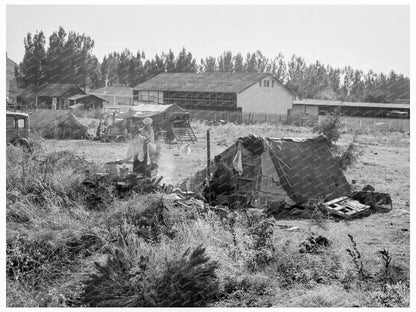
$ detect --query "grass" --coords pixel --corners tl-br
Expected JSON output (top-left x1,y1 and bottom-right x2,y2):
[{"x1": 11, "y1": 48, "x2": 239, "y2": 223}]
[{"x1": 6, "y1": 122, "x2": 410, "y2": 307}]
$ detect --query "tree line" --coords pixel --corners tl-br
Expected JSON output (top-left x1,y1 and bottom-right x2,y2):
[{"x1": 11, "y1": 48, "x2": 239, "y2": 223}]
[{"x1": 16, "y1": 26, "x2": 410, "y2": 103}]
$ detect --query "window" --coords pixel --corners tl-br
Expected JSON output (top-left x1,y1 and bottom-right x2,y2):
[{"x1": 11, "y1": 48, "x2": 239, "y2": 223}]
[
  {"x1": 259, "y1": 81, "x2": 262, "y2": 87},
  {"x1": 7, "y1": 117, "x2": 15, "y2": 129},
  {"x1": 272, "y1": 80, "x2": 275, "y2": 87},
  {"x1": 17, "y1": 118, "x2": 25, "y2": 129},
  {"x1": 267, "y1": 80, "x2": 270, "y2": 87}
]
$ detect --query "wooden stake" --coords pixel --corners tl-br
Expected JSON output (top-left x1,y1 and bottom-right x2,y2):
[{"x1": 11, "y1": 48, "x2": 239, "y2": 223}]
[{"x1": 207, "y1": 129, "x2": 211, "y2": 179}]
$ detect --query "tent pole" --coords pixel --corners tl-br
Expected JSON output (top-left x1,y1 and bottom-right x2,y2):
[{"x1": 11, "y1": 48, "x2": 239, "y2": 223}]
[{"x1": 207, "y1": 129, "x2": 211, "y2": 179}]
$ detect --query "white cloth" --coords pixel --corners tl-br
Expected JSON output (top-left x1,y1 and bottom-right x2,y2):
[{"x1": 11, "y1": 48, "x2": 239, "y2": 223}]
[
  {"x1": 125, "y1": 136, "x2": 145, "y2": 161},
  {"x1": 232, "y1": 142, "x2": 243, "y2": 175}
]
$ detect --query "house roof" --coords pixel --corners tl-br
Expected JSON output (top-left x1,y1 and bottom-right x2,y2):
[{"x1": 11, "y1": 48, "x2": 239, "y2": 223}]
[
  {"x1": 67, "y1": 94, "x2": 106, "y2": 101},
  {"x1": 91, "y1": 86, "x2": 133, "y2": 97},
  {"x1": 35, "y1": 84, "x2": 83, "y2": 97},
  {"x1": 17, "y1": 85, "x2": 40, "y2": 101},
  {"x1": 6, "y1": 56, "x2": 18, "y2": 68},
  {"x1": 133, "y1": 72, "x2": 285, "y2": 93},
  {"x1": 293, "y1": 99, "x2": 410, "y2": 110}
]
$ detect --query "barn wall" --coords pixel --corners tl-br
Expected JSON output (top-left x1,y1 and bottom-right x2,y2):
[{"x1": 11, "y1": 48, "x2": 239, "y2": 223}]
[{"x1": 237, "y1": 76, "x2": 294, "y2": 114}]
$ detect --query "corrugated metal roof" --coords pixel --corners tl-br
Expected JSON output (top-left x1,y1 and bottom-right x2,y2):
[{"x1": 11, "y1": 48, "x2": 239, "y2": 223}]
[
  {"x1": 133, "y1": 72, "x2": 273, "y2": 93},
  {"x1": 293, "y1": 99, "x2": 410, "y2": 110},
  {"x1": 130, "y1": 104, "x2": 175, "y2": 112}
]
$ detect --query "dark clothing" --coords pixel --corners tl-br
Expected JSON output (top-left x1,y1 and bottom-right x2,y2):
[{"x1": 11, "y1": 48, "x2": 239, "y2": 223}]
[
  {"x1": 212, "y1": 165, "x2": 234, "y2": 189},
  {"x1": 203, "y1": 164, "x2": 234, "y2": 204},
  {"x1": 133, "y1": 142, "x2": 149, "y2": 176}
]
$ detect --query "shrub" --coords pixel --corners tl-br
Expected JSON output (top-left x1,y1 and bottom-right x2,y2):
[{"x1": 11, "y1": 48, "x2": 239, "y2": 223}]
[
  {"x1": 335, "y1": 135, "x2": 362, "y2": 170},
  {"x1": 156, "y1": 245, "x2": 220, "y2": 307},
  {"x1": 79, "y1": 242, "x2": 219, "y2": 307},
  {"x1": 312, "y1": 107, "x2": 342, "y2": 145}
]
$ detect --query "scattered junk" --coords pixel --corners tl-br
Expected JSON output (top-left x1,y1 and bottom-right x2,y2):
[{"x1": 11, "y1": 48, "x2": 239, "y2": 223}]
[
  {"x1": 322, "y1": 186, "x2": 393, "y2": 219},
  {"x1": 117, "y1": 104, "x2": 196, "y2": 143},
  {"x1": 100, "y1": 161, "x2": 163, "y2": 197},
  {"x1": 299, "y1": 234, "x2": 330, "y2": 254},
  {"x1": 322, "y1": 197, "x2": 371, "y2": 219},
  {"x1": 349, "y1": 189, "x2": 393, "y2": 213}
]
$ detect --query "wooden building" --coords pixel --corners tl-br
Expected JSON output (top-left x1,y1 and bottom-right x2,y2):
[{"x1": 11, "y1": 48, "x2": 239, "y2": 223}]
[
  {"x1": 17, "y1": 83, "x2": 85, "y2": 110},
  {"x1": 67, "y1": 94, "x2": 106, "y2": 110},
  {"x1": 6, "y1": 54, "x2": 19, "y2": 101},
  {"x1": 90, "y1": 86, "x2": 133, "y2": 106},
  {"x1": 292, "y1": 99, "x2": 410, "y2": 118},
  {"x1": 133, "y1": 72, "x2": 295, "y2": 114}
]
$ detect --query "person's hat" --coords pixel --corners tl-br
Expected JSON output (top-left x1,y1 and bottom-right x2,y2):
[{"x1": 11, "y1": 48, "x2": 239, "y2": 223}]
[
  {"x1": 143, "y1": 117, "x2": 153, "y2": 125},
  {"x1": 214, "y1": 155, "x2": 223, "y2": 163}
]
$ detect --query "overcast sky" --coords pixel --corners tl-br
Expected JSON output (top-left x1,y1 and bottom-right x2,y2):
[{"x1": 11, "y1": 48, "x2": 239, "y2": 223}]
[{"x1": 6, "y1": 4, "x2": 410, "y2": 76}]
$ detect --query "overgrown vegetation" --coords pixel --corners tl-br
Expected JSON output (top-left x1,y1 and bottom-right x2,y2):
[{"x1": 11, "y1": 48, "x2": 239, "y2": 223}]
[
  {"x1": 313, "y1": 109, "x2": 362, "y2": 169},
  {"x1": 6, "y1": 126, "x2": 409, "y2": 307}
]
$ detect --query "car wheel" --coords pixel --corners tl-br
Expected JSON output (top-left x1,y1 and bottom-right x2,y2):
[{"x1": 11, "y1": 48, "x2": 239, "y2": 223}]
[{"x1": 14, "y1": 140, "x2": 33, "y2": 153}]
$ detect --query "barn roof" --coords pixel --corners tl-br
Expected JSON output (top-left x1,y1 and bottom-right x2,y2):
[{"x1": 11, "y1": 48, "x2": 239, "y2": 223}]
[
  {"x1": 35, "y1": 83, "x2": 83, "y2": 97},
  {"x1": 133, "y1": 72, "x2": 284, "y2": 93},
  {"x1": 293, "y1": 99, "x2": 410, "y2": 110}
]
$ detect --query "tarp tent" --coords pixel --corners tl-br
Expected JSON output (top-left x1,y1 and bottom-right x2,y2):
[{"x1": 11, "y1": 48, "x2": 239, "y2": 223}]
[
  {"x1": 29, "y1": 109, "x2": 88, "y2": 139},
  {"x1": 190, "y1": 135, "x2": 351, "y2": 206},
  {"x1": 118, "y1": 104, "x2": 190, "y2": 138}
]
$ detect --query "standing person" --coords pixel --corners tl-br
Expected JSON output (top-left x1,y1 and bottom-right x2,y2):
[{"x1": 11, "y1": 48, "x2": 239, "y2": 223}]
[
  {"x1": 124, "y1": 117, "x2": 157, "y2": 176},
  {"x1": 203, "y1": 155, "x2": 235, "y2": 204}
]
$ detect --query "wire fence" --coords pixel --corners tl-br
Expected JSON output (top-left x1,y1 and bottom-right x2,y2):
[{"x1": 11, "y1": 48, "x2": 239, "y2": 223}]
[{"x1": 188, "y1": 109, "x2": 410, "y2": 131}]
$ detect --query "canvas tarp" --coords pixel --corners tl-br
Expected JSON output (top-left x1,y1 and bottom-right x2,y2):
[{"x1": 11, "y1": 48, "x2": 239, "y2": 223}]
[
  {"x1": 190, "y1": 135, "x2": 351, "y2": 205},
  {"x1": 29, "y1": 109, "x2": 88, "y2": 139}
]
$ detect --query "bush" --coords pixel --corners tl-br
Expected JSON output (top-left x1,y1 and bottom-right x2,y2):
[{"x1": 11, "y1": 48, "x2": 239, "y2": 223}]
[
  {"x1": 79, "y1": 241, "x2": 219, "y2": 307},
  {"x1": 312, "y1": 108, "x2": 342, "y2": 145},
  {"x1": 156, "y1": 245, "x2": 220, "y2": 307}
]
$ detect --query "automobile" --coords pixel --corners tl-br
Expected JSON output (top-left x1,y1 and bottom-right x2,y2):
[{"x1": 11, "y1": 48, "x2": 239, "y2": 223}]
[
  {"x1": 386, "y1": 110, "x2": 409, "y2": 118},
  {"x1": 6, "y1": 111, "x2": 33, "y2": 152}
]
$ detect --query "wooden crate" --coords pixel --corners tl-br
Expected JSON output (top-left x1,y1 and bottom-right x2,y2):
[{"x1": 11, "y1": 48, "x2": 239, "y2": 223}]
[{"x1": 322, "y1": 196, "x2": 371, "y2": 219}]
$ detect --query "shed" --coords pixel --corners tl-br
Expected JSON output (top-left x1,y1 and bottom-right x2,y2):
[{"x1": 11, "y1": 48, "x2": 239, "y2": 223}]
[
  {"x1": 118, "y1": 104, "x2": 190, "y2": 139},
  {"x1": 67, "y1": 94, "x2": 106, "y2": 110}
]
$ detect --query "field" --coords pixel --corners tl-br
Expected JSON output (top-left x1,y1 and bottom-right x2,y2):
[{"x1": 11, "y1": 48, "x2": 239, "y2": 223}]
[{"x1": 6, "y1": 121, "x2": 410, "y2": 307}]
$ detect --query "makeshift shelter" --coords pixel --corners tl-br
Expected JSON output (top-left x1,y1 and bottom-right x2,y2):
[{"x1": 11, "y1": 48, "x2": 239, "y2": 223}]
[
  {"x1": 190, "y1": 135, "x2": 351, "y2": 206},
  {"x1": 29, "y1": 109, "x2": 88, "y2": 139},
  {"x1": 118, "y1": 104, "x2": 193, "y2": 141}
]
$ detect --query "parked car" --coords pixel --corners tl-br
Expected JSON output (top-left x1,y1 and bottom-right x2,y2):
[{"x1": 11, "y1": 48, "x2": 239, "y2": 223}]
[
  {"x1": 6, "y1": 111, "x2": 33, "y2": 152},
  {"x1": 386, "y1": 110, "x2": 409, "y2": 118}
]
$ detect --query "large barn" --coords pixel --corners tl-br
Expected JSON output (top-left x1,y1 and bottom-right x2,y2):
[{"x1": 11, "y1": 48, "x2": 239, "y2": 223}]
[{"x1": 133, "y1": 72, "x2": 295, "y2": 114}]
